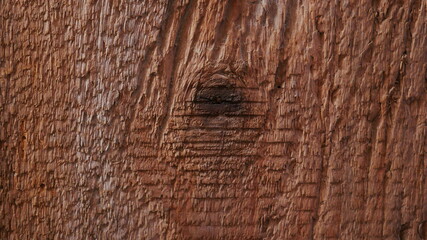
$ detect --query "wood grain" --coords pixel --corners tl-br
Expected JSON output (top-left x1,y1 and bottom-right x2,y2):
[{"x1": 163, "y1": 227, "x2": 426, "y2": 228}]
[{"x1": 1, "y1": 0, "x2": 426, "y2": 239}]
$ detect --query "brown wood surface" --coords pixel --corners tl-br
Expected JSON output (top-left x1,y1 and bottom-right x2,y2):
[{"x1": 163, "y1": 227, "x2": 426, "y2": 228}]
[{"x1": 1, "y1": 0, "x2": 426, "y2": 239}]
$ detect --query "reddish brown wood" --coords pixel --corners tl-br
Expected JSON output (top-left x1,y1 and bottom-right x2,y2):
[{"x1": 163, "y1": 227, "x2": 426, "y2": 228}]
[{"x1": 1, "y1": 0, "x2": 426, "y2": 239}]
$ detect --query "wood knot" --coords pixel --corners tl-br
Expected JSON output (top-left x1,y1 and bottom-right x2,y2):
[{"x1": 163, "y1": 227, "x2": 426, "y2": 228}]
[{"x1": 194, "y1": 78, "x2": 244, "y2": 115}]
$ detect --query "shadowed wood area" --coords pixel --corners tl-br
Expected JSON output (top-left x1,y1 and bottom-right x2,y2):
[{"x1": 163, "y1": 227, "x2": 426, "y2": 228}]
[{"x1": 0, "y1": 0, "x2": 426, "y2": 239}]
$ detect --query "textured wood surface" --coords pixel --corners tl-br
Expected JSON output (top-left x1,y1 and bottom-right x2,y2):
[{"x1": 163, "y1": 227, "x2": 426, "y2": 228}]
[{"x1": 1, "y1": 0, "x2": 426, "y2": 239}]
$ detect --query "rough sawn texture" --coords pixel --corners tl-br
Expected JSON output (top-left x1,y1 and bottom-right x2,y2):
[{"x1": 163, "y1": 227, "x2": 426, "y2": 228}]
[{"x1": 0, "y1": 0, "x2": 426, "y2": 239}]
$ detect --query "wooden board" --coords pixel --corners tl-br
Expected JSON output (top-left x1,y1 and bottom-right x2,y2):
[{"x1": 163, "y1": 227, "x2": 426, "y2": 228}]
[{"x1": 0, "y1": 0, "x2": 426, "y2": 239}]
